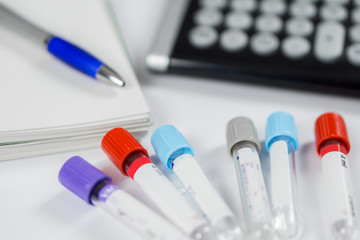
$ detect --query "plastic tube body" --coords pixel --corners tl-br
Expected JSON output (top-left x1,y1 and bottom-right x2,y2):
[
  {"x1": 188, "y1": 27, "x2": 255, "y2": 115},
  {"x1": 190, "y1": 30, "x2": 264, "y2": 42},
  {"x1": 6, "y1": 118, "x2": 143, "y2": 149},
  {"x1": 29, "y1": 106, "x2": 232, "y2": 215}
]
[
  {"x1": 123, "y1": 152, "x2": 215, "y2": 240},
  {"x1": 233, "y1": 145, "x2": 276, "y2": 240},
  {"x1": 91, "y1": 181, "x2": 188, "y2": 240},
  {"x1": 173, "y1": 153, "x2": 241, "y2": 240},
  {"x1": 320, "y1": 141, "x2": 359, "y2": 240},
  {"x1": 269, "y1": 140, "x2": 299, "y2": 238}
]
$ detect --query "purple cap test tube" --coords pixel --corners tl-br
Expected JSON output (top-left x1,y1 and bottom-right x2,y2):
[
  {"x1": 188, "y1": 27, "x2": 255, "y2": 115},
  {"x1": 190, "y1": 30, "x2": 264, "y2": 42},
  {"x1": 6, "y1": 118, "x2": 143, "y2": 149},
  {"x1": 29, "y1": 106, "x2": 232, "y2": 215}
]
[{"x1": 59, "y1": 156, "x2": 188, "y2": 240}]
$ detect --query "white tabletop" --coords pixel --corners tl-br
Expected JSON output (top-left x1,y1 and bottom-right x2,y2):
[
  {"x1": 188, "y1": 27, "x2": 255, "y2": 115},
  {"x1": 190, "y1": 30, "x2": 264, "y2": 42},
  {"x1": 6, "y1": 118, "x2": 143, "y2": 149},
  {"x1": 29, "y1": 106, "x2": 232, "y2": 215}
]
[{"x1": 1, "y1": 0, "x2": 360, "y2": 240}]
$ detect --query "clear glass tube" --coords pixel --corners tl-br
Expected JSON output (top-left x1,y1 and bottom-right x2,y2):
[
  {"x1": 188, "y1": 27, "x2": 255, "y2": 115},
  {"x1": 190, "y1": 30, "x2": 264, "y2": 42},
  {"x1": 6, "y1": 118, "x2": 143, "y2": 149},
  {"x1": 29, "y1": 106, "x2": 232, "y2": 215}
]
[
  {"x1": 172, "y1": 153, "x2": 242, "y2": 240},
  {"x1": 320, "y1": 141, "x2": 360, "y2": 240},
  {"x1": 269, "y1": 140, "x2": 299, "y2": 238},
  {"x1": 123, "y1": 153, "x2": 216, "y2": 240},
  {"x1": 232, "y1": 145, "x2": 276, "y2": 240},
  {"x1": 90, "y1": 181, "x2": 189, "y2": 240}
]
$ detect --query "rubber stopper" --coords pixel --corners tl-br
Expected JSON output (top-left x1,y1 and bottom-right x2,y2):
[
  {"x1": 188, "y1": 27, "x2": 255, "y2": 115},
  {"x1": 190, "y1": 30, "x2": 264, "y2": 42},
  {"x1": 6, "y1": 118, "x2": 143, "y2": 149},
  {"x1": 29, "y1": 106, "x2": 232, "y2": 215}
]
[
  {"x1": 315, "y1": 112, "x2": 350, "y2": 155},
  {"x1": 101, "y1": 128, "x2": 149, "y2": 176},
  {"x1": 151, "y1": 125, "x2": 194, "y2": 170}
]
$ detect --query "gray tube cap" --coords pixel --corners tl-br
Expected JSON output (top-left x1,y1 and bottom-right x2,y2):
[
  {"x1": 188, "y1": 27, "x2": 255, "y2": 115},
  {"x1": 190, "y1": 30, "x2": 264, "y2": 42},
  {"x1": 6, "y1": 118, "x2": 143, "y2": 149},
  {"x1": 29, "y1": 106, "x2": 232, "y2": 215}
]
[{"x1": 226, "y1": 116, "x2": 261, "y2": 156}]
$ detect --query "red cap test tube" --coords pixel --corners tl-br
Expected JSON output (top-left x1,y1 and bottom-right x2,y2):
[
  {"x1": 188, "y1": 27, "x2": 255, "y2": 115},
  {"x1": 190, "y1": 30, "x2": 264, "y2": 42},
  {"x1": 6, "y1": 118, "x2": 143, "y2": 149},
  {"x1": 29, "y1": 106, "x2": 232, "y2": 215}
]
[
  {"x1": 315, "y1": 112, "x2": 359, "y2": 240},
  {"x1": 101, "y1": 128, "x2": 216, "y2": 240}
]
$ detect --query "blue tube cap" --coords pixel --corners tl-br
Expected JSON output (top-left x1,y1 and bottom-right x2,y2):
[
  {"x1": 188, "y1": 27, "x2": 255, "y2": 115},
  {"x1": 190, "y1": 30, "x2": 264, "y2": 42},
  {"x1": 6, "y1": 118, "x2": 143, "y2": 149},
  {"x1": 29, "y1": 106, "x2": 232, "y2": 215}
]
[
  {"x1": 265, "y1": 111, "x2": 299, "y2": 152},
  {"x1": 58, "y1": 156, "x2": 111, "y2": 205},
  {"x1": 151, "y1": 125, "x2": 194, "y2": 170}
]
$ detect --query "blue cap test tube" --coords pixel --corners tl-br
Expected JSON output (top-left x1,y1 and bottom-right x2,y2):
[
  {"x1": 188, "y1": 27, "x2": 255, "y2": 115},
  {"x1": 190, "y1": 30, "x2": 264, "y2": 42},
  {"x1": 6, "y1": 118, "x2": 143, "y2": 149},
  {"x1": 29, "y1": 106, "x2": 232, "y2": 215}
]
[
  {"x1": 151, "y1": 125, "x2": 242, "y2": 240},
  {"x1": 226, "y1": 117, "x2": 276, "y2": 240},
  {"x1": 58, "y1": 156, "x2": 189, "y2": 240},
  {"x1": 265, "y1": 112, "x2": 299, "y2": 238}
]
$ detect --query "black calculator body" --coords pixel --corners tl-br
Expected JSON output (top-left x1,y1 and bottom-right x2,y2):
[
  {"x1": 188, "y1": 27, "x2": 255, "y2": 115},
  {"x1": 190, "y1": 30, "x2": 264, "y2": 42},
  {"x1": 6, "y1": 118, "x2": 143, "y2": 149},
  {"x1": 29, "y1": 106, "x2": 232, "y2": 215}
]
[{"x1": 146, "y1": 0, "x2": 360, "y2": 96}]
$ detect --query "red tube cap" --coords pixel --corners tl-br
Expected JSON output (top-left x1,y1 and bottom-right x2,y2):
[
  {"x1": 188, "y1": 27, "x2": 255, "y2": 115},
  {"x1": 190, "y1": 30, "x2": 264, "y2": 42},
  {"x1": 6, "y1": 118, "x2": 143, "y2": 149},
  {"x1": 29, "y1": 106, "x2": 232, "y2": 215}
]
[
  {"x1": 315, "y1": 112, "x2": 350, "y2": 155},
  {"x1": 101, "y1": 128, "x2": 149, "y2": 176}
]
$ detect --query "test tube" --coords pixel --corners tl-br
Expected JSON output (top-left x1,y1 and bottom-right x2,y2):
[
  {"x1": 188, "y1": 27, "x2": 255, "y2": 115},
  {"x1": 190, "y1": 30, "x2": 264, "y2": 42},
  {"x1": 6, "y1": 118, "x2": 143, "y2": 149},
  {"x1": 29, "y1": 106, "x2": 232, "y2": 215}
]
[
  {"x1": 151, "y1": 125, "x2": 242, "y2": 240},
  {"x1": 315, "y1": 113, "x2": 359, "y2": 240},
  {"x1": 265, "y1": 112, "x2": 299, "y2": 238},
  {"x1": 58, "y1": 156, "x2": 188, "y2": 240},
  {"x1": 226, "y1": 117, "x2": 276, "y2": 240},
  {"x1": 101, "y1": 128, "x2": 215, "y2": 240}
]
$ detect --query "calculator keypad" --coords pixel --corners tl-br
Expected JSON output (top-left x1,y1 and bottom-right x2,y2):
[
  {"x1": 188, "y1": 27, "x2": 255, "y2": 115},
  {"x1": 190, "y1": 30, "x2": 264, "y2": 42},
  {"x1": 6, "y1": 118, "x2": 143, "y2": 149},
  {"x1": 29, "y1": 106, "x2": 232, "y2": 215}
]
[{"x1": 186, "y1": 0, "x2": 360, "y2": 67}]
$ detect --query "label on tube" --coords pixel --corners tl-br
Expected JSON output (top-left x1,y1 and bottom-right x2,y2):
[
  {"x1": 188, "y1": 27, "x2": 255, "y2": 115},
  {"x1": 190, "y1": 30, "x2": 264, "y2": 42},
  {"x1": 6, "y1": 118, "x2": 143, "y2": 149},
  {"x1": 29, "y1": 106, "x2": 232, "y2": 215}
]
[
  {"x1": 235, "y1": 147, "x2": 272, "y2": 223},
  {"x1": 98, "y1": 184, "x2": 187, "y2": 240},
  {"x1": 322, "y1": 150, "x2": 356, "y2": 223},
  {"x1": 270, "y1": 140, "x2": 293, "y2": 207},
  {"x1": 130, "y1": 158, "x2": 205, "y2": 234},
  {"x1": 173, "y1": 154, "x2": 233, "y2": 222}
]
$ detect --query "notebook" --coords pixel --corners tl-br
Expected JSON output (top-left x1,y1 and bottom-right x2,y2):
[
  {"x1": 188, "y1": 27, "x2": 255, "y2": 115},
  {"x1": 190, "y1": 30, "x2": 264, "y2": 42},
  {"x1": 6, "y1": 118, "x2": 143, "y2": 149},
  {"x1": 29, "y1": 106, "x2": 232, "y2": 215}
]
[{"x1": 0, "y1": 0, "x2": 152, "y2": 160}]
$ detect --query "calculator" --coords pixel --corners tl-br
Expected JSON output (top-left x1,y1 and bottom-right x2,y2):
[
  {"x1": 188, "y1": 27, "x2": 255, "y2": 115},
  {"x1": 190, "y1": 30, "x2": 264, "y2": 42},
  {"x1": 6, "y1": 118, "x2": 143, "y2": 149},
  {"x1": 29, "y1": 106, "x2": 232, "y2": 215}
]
[{"x1": 146, "y1": 0, "x2": 360, "y2": 96}]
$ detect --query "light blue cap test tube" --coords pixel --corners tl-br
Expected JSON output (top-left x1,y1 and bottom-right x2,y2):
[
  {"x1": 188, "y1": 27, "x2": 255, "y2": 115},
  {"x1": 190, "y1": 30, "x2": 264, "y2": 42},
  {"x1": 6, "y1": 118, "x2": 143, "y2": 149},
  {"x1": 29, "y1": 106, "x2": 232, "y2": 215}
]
[
  {"x1": 152, "y1": 125, "x2": 242, "y2": 240},
  {"x1": 265, "y1": 111, "x2": 300, "y2": 238},
  {"x1": 151, "y1": 125, "x2": 194, "y2": 170},
  {"x1": 265, "y1": 111, "x2": 299, "y2": 152}
]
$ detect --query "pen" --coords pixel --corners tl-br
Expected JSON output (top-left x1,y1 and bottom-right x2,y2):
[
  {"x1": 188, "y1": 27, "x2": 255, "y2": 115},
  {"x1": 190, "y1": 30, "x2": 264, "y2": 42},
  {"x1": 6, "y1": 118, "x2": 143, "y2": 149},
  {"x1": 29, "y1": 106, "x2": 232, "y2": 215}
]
[{"x1": 0, "y1": 3, "x2": 125, "y2": 87}]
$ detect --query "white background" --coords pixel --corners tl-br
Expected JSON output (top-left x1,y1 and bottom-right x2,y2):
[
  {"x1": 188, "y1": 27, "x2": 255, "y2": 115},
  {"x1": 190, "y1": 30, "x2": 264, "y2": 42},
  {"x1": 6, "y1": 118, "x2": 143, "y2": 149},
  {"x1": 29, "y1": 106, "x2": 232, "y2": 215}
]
[{"x1": 1, "y1": 0, "x2": 360, "y2": 239}]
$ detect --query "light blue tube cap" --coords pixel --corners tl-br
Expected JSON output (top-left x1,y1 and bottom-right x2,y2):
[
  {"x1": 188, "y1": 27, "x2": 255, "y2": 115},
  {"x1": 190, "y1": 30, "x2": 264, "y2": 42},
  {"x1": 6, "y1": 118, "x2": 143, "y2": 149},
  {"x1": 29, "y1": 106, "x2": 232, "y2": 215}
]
[
  {"x1": 151, "y1": 125, "x2": 194, "y2": 170},
  {"x1": 265, "y1": 111, "x2": 299, "y2": 152}
]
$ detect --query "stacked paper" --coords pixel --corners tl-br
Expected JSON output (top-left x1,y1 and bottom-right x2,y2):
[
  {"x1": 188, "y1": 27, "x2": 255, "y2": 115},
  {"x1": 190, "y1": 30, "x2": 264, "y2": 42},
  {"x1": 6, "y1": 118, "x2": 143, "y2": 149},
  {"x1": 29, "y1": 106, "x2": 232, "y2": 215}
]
[{"x1": 0, "y1": 0, "x2": 152, "y2": 160}]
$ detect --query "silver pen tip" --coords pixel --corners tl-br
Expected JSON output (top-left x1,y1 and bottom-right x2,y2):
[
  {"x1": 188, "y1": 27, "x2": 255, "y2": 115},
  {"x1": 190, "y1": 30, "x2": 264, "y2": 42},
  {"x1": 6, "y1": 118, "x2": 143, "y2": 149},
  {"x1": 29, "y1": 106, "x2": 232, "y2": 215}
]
[{"x1": 96, "y1": 65, "x2": 125, "y2": 87}]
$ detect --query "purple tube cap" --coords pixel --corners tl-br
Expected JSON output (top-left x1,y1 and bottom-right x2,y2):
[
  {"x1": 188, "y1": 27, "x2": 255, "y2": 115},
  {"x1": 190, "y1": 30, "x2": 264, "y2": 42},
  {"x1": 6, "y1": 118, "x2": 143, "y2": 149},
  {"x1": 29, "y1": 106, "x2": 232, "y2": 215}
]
[{"x1": 58, "y1": 156, "x2": 111, "y2": 205}]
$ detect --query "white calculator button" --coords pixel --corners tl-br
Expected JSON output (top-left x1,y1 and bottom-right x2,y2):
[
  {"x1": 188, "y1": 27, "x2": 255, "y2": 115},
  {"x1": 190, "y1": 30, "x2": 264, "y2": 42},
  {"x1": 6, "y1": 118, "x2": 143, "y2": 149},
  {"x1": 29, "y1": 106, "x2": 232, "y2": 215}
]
[
  {"x1": 200, "y1": 0, "x2": 228, "y2": 8},
  {"x1": 352, "y1": 8, "x2": 360, "y2": 23},
  {"x1": 320, "y1": 4, "x2": 348, "y2": 21},
  {"x1": 290, "y1": 2, "x2": 317, "y2": 18},
  {"x1": 260, "y1": 1, "x2": 286, "y2": 15},
  {"x1": 220, "y1": 29, "x2": 249, "y2": 51},
  {"x1": 282, "y1": 36, "x2": 310, "y2": 59},
  {"x1": 350, "y1": 25, "x2": 360, "y2": 42},
  {"x1": 194, "y1": 8, "x2": 223, "y2": 26},
  {"x1": 286, "y1": 18, "x2": 314, "y2": 36},
  {"x1": 314, "y1": 21, "x2": 345, "y2": 62},
  {"x1": 189, "y1": 26, "x2": 218, "y2": 49},
  {"x1": 255, "y1": 15, "x2": 283, "y2": 33},
  {"x1": 347, "y1": 44, "x2": 360, "y2": 66},
  {"x1": 324, "y1": 0, "x2": 349, "y2": 4},
  {"x1": 225, "y1": 11, "x2": 253, "y2": 29},
  {"x1": 250, "y1": 32, "x2": 279, "y2": 55},
  {"x1": 231, "y1": 0, "x2": 257, "y2": 12}
]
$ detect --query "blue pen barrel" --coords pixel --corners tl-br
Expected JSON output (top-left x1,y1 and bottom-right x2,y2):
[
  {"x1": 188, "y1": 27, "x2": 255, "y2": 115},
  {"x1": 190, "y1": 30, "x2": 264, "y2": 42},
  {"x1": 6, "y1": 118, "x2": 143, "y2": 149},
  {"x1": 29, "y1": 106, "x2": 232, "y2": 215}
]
[{"x1": 47, "y1": 36, "x2": 103, "y2": 78}]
